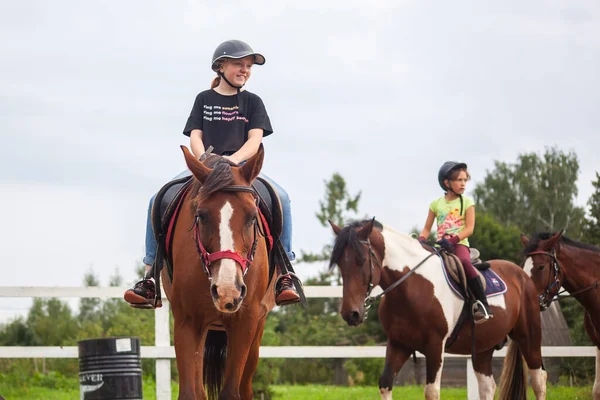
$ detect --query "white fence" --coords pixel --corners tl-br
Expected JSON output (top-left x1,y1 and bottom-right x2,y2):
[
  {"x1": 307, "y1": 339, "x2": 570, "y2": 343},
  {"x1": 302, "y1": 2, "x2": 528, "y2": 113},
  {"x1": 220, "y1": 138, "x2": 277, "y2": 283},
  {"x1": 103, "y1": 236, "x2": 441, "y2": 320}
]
[{"x1": 0, "y1": 286, "x2": 596, "y2": 400}]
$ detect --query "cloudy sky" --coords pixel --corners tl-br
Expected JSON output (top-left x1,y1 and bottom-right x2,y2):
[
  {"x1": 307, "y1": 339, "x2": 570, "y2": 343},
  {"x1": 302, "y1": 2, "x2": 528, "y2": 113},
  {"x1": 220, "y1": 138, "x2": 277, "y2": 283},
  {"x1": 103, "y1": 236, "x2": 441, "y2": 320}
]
[{"x1": 1, "y1": 1, "x2": 599, "y2": 321}]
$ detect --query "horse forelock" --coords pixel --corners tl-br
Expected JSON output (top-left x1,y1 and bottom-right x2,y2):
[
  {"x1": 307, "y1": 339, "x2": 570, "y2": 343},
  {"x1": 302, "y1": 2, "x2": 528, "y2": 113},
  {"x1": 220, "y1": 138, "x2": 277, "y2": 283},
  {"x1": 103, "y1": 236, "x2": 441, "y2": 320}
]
[
  {"x1": 330, "y1": 221, "x2": 367, "y2": 269},
  {"x1": 329, "y1": 220, "x2": 384, "y2": 268},
  {"x1": 189, "y1": 161, "x2": 235, "y2": 202}
]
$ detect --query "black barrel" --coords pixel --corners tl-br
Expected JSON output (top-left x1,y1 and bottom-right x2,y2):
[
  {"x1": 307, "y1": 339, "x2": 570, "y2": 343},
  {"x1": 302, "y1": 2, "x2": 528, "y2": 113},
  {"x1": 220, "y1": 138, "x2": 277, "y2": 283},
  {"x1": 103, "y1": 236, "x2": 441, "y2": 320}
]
[{"x1": 78, "y1": 337, "x2": 143, "y2": 400}]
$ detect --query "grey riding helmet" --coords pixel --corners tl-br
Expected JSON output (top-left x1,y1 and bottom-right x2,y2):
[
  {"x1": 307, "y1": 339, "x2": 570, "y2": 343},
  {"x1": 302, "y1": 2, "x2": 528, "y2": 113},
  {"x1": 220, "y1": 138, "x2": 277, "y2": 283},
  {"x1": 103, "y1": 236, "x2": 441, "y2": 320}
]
[
  {"x1": 211, "y1": 40, "x2": 266, "y2": 72},
  {"x1": 438, "y1": 161, "x2": 467, "y2": 191}
]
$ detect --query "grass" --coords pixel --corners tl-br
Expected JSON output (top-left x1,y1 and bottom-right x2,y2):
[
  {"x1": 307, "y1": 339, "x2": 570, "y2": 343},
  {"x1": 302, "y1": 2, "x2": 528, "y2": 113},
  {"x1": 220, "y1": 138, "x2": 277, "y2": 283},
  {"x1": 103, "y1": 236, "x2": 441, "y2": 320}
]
[{"x1": 0, "y1": 379, "x2": 594, "y2": 399}]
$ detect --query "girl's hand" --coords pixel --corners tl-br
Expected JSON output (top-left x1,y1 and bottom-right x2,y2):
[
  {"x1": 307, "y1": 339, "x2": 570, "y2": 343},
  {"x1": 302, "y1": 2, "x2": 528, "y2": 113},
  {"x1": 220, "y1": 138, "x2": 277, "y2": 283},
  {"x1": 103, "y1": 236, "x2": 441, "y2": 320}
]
[{"x1": 222, "y1": 155, "x2": 240, "y2": 165}]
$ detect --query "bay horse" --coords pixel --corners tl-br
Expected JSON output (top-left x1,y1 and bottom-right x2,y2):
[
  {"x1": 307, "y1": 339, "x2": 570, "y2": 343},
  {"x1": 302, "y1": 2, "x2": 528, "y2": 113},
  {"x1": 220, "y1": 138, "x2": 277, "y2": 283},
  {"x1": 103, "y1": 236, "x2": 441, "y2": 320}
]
[
  {"x1": 161, "y1": 145, "x2": 276, "y2": 400},
  {"x1": 329, "y1": 219, "x2": 547, "y2": 400},
  {"x1": 521, "y1": 231, "x2": 600, "y2": 399}
]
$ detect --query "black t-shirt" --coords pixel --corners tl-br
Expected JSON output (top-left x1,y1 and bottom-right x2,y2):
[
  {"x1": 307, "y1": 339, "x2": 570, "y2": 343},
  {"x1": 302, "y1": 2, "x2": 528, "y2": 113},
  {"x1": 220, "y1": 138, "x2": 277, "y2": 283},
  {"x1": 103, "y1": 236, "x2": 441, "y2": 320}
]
[{"x1": 183, "y1": 89, "x2": 273, "y2": 155}]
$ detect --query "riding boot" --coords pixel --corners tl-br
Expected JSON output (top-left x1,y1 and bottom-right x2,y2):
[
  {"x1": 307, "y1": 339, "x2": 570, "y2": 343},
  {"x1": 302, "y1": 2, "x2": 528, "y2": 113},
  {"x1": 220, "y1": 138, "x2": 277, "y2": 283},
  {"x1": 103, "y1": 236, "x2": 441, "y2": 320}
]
[
  {"x1": 467, "y1": 277, "x2": 493, "y2": 324},
  {"x1": 275, "y1": 273, "x2": 301, "y2": 306}
]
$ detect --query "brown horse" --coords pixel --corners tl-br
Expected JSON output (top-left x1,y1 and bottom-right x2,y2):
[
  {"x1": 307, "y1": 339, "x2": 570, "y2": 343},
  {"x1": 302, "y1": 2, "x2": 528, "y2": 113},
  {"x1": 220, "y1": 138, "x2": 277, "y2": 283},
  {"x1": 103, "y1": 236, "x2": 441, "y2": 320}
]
[
  {"x1": 160, "y1": 145, "x2": 276, "y2": 400},
  {"x1": 329, "y1": 219, "x2": 547, "y2": 400},
  {"x1": 521, "y1": 231, "x2": 600, "y2": 399}
]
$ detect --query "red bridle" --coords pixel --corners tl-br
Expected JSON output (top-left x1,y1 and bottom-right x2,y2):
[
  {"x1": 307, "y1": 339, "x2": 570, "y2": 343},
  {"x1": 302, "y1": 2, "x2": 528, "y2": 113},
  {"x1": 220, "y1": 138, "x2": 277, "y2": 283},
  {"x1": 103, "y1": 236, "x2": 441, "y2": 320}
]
[{"x1": 192, "y1": 185, "x2": 261, "y2": 278}]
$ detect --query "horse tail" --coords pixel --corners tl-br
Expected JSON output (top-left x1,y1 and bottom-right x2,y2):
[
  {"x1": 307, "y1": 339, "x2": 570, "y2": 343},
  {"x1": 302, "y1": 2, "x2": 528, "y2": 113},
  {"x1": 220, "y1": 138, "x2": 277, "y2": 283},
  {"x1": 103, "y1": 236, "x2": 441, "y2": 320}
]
[
  {"x1": 204, "y1": 330, "x2": 227, "y2": 400},
  {"x1": 498, "y1": 340, "x2": 528, "y2": 400}
]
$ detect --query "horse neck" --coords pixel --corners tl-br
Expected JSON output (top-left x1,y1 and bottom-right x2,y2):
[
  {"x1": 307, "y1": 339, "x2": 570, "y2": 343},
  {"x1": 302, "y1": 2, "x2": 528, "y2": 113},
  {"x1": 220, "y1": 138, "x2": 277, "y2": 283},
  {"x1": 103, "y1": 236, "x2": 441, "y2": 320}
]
[
  {"x1": 559, "y1": 244, "x2": 600, "y2": 299},
  {"x1": 379, "y1": 226, "x2": 438, "y2": 279}
]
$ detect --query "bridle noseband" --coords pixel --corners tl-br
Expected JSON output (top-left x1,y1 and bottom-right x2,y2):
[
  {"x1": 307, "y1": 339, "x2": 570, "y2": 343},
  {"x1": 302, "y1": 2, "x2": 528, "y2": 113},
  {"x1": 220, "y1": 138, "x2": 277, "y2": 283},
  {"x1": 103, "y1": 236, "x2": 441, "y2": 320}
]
[
  {"x1": 192, "y1": 185, "x2": 262, "y2": 279},
  {"x1": 525, "y1": 249, "x2": 562, "y2": 310}
]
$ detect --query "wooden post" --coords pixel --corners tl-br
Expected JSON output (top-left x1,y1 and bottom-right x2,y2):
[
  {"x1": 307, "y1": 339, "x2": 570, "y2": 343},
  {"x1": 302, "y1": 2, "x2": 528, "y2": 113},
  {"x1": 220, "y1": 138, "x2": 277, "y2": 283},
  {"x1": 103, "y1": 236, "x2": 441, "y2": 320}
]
[{"x1": 155, "y1": 300, "x2": 171, "y2": 400}]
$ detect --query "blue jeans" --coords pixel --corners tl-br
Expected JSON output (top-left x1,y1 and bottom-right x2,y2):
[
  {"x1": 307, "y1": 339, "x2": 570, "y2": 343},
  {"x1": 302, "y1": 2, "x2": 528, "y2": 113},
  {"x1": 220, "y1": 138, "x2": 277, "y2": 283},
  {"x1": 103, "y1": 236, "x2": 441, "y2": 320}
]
[{"x1": 143, "y1": 170, "x2": 294, "y2": 266}]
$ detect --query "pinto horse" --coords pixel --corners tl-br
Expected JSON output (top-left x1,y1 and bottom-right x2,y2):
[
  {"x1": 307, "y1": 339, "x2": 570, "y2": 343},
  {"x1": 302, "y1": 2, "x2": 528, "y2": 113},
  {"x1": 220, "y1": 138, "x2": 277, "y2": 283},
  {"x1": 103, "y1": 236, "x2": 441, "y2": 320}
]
[
  {"x1": 161, "y1": 145, "x2": 276, "y2": 400},
  {"x1": 329, "y1": 219, "x2": 547, "y2": 400},
  {"x1": 521, "y1": 231, "x2": 600, "y2": 399}
]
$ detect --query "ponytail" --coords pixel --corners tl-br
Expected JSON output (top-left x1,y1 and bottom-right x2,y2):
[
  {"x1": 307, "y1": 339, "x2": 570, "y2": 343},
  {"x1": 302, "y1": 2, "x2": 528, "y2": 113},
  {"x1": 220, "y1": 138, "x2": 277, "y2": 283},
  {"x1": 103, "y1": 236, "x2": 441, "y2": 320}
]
[{"x1": 210, "y1": 75, "x2": 221, "y2": 89}]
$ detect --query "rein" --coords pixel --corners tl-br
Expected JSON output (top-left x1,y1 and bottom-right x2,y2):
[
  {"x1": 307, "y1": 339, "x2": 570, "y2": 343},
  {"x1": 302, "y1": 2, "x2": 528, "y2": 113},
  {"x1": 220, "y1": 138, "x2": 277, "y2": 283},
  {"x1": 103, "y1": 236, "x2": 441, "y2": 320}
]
[
  {"x1": 361, "y1": 239, "x2": 437, "y2": 314},
  {"x1": 526, "y1": 249, "x2": 599, "y2": 310},
  {"x1": 190, "y1": 185, "x2": 261, "y2": 279}
]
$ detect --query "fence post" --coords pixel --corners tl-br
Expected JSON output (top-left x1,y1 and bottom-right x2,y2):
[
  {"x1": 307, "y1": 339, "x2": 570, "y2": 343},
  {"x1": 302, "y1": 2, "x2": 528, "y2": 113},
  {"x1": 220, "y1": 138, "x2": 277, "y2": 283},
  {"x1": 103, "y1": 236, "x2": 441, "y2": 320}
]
[
  {"x1": 155, "y1": 300, "x2": 171, "y2": 400},
  {"x1": 466, "y1": 358, "x2": 478, "y2": 400}
]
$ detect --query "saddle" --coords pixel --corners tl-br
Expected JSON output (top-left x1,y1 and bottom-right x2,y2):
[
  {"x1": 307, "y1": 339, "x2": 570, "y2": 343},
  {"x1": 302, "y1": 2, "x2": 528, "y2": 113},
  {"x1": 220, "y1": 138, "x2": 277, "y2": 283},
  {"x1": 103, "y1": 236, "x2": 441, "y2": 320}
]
[
  {"x1": 148, "y1": 172, "x2": 308, "y2": 307},
  {"x1": 151, "y1": 174, "x2": 284, "y2": 279},
  {"x1": 439, "y1": 249, "x2": 489, "y2": 296}
]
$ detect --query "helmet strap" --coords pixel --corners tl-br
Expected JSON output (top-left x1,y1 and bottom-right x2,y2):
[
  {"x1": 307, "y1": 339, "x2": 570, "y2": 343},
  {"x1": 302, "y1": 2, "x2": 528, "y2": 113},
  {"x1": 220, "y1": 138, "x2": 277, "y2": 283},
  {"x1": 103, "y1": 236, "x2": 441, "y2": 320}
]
[{"x1": 217, "y1": 71, "x2": 245, "y2": 118}]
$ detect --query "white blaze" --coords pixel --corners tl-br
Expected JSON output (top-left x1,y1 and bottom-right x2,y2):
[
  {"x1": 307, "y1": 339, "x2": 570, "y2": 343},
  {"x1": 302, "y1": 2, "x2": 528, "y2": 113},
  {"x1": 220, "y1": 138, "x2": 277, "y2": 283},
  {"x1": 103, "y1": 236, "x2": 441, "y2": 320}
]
[
  {"x1": 217, "y1": 201, "x2": 237, "y2": 284},
  {"x1": 523, "y1": 257, "x2": 534, "y2": 278}
]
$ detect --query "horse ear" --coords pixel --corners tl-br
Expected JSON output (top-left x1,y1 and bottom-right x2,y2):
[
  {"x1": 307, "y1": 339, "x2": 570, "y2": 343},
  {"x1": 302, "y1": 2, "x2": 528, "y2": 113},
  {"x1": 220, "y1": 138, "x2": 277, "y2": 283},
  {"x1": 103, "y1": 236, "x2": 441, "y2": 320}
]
[
  {"x1": 545, "y1": 231, "x2": 563, "y2": 249},
  {"x1": 520, "y1": 234, "x2": 529, "y2": 247},
  {"x1": 239, "y1": 145, "x2": 264, "y2": 183},
  {"x1": 329, "y1": 220, "x2": 342, "y2": 236},
  {"x1": 357, "y1": 218, "x2": 375, "y2": 239},
  {"x1": 181, "y1": 145, "x2": 211, "y2": 184}
]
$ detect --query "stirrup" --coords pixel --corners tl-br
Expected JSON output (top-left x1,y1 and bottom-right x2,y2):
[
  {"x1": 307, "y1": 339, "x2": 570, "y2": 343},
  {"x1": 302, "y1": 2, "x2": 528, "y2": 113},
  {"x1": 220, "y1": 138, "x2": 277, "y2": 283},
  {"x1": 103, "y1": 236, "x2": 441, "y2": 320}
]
[{"x1": 472, "y1": 300, "x2": 493, "y2": 324}]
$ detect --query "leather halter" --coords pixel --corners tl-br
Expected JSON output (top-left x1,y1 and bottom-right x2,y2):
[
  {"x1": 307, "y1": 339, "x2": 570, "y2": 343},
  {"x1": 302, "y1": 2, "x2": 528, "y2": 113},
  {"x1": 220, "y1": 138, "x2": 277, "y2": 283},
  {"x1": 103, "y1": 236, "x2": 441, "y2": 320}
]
[
  {"x1": 192, "y1": 185, "x2": 261, "y2": 279},
  {"x1": 526, "y1": 249, "x2": 563, "y2": 310}
]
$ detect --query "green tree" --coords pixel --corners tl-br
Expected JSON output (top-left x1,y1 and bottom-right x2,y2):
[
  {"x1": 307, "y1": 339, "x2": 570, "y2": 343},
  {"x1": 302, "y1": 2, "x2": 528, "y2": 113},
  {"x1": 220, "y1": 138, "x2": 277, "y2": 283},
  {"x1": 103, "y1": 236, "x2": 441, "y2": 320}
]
[
  {"x1": 584, "y1": 172, "x2": 600, "y2": 247},
  {"x1": 298, "y1": 173, "x2": 362, "y2": 262},
  {"x1": 474, "y1": 147, "x2": 586, "y2": 237},
  {"x1": 468, "y1": 212, "x2": 522, "y2": 263}
]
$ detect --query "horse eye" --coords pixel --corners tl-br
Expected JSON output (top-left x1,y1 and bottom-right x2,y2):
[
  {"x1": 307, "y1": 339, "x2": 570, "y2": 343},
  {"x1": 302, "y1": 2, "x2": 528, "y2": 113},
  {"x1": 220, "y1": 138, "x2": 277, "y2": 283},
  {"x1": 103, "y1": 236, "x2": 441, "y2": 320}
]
[{"x1": 536, "y1": 265, "x2": 545, "y2": 271}]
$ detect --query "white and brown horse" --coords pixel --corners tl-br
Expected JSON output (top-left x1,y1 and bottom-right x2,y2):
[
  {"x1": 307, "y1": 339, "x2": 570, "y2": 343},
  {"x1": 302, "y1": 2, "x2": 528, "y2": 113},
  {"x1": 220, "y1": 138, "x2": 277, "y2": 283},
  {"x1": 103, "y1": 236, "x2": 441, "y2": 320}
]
[{"x1": 330, "y1": 219, "x2": 547, "y2": 400}]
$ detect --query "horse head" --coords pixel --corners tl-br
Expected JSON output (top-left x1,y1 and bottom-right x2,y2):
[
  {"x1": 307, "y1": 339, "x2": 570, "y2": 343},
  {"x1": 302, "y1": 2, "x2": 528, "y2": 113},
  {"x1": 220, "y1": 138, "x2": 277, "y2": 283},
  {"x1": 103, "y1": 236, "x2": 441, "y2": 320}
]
[
  {"x1": 520, "y1": 231, "x2": 564, "y2": 310},
  {"x1": 181, "y1": 145, "x2": 264, "y2": 313},
  {"x1": 329, "y1": 218, "x2": 384, "y2": 326}
]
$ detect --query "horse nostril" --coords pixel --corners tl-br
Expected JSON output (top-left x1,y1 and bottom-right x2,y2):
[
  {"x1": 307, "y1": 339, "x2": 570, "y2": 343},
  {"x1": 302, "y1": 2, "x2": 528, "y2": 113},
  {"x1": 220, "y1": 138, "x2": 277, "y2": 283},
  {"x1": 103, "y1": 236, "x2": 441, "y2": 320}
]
[
  {"x1": 211, "y1": 284, "x2": 219, "y2": 299},
  {"x1": 240, "y1": 284, "x2": 247, "y2": 299},
  {"x1": 224, "y1": 302, "x2": 234, "y2": 311},
  {"x1": 351, "y1": 311, "x2": 360, "y2": 322}
]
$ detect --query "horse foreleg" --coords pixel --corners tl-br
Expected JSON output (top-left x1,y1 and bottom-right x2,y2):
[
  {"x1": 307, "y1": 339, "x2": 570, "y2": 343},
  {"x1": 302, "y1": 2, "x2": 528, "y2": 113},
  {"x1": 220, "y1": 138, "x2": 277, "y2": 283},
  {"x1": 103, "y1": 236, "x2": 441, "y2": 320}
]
[
  {"x1": 239, "y1": 317, "x2": 267, "y2": 400},
  {"x1": 378, "y1": 339, "x2": 412, "y2": 400},
  {"x1": 423, "y1": 343, "x2": 445, "y2": 400},
  {"x1": 473, "y1": 349, "x2": 496, "y2": 400},
  {"x1": 174, "y1": 319, "x2": 203, "y2": 400},
  {"x1": 220, "y1": 315, "x2": 261, "y2": 400}
]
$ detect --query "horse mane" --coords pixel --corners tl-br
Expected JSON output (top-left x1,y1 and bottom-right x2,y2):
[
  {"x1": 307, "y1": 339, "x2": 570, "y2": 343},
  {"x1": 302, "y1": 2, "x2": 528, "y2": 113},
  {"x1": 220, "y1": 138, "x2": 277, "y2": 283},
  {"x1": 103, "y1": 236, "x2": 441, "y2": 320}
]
[
  {"x1": 525, "y1": 232, "x2": 600, "y2": 255},
  {"x1": 329, "y1": 219, "x2": 383, "y2": 268},
  {"x1": 189, "y1": 155, "x2": 238, "y2": 202}
]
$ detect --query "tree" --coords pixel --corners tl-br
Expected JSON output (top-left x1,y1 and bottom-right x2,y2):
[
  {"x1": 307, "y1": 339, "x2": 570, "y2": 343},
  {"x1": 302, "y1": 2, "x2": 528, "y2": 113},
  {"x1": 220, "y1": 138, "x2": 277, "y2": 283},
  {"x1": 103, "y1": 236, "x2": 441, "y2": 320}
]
[
  {"x1": 474, "y1": 146, "x2": 586, "y2": 236},
  {"x1": 468, "y1": 212, "x2": 522, "y2": 263},
  {"x1": 298, "y1": 173, "x2": 362, "y2": 262},
  {"x1": 584, "y1": 172, "x2": 600, "y2": 247}
]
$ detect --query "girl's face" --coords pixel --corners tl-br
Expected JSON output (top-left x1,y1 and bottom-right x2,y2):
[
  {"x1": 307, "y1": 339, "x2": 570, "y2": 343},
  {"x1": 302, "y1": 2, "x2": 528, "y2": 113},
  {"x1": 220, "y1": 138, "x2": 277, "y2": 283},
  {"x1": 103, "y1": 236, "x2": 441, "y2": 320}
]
[
  {"x1": 221, "y1": 56, "x2": 254, "y2": 87},
  {"x1": 446, "y1": 170, "x2": 468, "y2": 194}
]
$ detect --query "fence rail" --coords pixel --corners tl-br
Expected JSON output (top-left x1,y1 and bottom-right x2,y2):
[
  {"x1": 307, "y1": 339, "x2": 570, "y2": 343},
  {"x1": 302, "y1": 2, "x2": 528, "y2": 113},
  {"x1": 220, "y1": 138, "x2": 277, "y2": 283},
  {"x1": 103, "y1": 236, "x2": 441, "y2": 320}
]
[{"x1": 0, "y1": 286, "x2": 595, "y2": 400}]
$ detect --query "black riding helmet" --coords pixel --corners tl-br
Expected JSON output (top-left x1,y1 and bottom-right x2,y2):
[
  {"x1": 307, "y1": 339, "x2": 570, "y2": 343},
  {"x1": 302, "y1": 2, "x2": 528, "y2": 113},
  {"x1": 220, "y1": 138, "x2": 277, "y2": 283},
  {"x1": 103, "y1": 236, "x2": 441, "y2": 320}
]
[
  {"x1": 438, "y1": 161, "x2": 468, "y2": 215},
  {"x1": 211, "y1": 40, "x2": 265, "y2": 118}
]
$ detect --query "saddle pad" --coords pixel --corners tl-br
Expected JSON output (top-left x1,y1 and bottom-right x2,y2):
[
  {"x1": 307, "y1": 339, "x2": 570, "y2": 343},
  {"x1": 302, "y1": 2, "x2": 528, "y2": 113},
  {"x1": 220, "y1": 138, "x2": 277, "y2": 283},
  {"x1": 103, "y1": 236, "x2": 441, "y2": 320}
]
[{"x1": 440, "y1": 260, "x2": 508, "y2": 300}]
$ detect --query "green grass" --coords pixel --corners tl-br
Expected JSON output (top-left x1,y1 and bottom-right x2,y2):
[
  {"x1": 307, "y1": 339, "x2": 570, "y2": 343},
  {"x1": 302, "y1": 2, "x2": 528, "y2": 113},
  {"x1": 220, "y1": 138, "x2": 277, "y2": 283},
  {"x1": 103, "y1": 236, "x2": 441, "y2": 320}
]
[{"x1": 0, "y1": 380, "x2": 594, "y2": 399}]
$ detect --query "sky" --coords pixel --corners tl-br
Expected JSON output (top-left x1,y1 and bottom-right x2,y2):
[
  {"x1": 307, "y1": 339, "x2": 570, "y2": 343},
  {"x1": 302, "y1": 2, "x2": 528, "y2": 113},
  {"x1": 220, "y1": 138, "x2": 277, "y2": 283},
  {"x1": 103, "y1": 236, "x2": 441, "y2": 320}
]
[{"x1": 1, "y1": 0, "x2": 599, "y2": 322}]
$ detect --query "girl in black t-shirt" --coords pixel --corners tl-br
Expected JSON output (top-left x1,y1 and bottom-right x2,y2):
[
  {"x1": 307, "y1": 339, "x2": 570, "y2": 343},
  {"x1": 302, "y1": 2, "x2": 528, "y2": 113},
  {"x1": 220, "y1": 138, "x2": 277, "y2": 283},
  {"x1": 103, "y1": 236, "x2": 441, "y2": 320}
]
[{"x1": 124, "y1": 40, "x2": 300, "y2": 308}]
